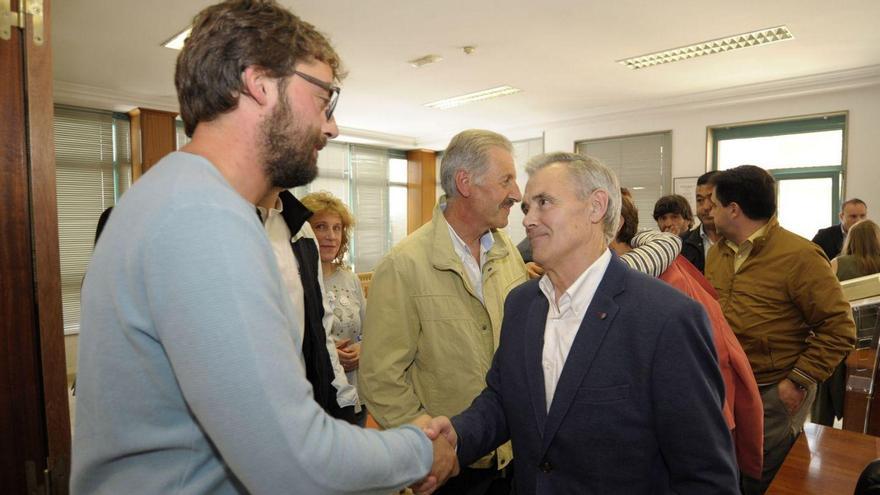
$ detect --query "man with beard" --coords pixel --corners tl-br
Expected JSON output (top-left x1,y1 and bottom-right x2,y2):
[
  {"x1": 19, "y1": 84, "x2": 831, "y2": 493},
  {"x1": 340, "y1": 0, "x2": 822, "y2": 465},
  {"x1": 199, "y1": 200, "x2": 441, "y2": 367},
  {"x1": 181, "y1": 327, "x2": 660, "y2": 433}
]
[
  {"x1": 70, "y1": 1, "x2": 457, "y2": 493},
  {"x1": 681, "y1": 171, "x2": 723, "y2": 273},
  {"x1": 360, "y1": 129, "x2": 528, "y2": 495}
]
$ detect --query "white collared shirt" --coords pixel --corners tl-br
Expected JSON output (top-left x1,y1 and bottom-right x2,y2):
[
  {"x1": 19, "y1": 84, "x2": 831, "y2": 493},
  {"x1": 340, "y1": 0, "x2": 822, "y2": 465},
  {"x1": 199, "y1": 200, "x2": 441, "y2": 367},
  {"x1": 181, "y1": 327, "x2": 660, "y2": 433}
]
[
  {"x1": 446, "y1": 222, "x2": 494, "y2": 303},
  {"x1": 700, "y1": 224, "x2": 716, "y2": 259},
  {"x1": 538, "y1": 249, "x2": 612, "y2": 412},
  {"x1": 259, "y1": 200, "x2": 305, "y2": 333}
]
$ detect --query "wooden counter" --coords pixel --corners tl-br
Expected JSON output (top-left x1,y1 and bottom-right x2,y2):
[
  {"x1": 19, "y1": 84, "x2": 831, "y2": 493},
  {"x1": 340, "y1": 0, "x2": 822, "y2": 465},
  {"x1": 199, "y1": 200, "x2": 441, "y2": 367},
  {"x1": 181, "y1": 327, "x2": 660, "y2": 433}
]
[{"x1": 767, "y1": 423, "x2": 880, "y2": 494}]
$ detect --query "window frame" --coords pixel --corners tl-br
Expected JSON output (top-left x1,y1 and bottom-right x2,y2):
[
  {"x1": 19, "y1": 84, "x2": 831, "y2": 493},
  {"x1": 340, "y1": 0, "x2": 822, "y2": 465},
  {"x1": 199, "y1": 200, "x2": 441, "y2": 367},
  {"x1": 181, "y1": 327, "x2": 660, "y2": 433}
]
[{"x1": 709, "y1": 112, "x2": 847, "y2": 227}]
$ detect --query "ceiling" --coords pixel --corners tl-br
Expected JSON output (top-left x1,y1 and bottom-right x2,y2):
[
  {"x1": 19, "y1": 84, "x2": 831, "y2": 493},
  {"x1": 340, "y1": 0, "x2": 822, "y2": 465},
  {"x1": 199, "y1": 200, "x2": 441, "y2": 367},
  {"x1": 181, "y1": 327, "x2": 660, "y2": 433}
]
[{"x1": 52, "y1": 0, "x2": 880, "y2": 148}]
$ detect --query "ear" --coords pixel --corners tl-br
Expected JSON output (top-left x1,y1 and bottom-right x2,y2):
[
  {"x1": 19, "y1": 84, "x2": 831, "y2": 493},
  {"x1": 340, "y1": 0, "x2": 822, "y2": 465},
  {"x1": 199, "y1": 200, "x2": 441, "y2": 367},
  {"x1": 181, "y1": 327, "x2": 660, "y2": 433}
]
[
  {"x1": 454, "y1": 169, "x2": 473, "y2": 198},
  {"x1": 241, "y1": 66, "x2": 273, "y2": 107},
  {"x1": 728, "y1": 202, "x2": 741, "y2": 218},
  {"x1": 839, "y1": 210, "x2": 845, "y2": 222},
  {"x1": 588, "y1": 189, "x2": 609, "y2": 223}
]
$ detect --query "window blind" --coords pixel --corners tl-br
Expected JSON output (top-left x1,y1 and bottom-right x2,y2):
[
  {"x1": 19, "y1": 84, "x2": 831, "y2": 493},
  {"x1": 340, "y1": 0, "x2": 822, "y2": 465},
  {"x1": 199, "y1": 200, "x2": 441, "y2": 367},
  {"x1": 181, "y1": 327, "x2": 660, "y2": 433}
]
[
  {"x1": 54, "y1": 106, "x2": 130, "y2": 333},
  {"x1": 350, "y1": 145, "x2": 388, "y2": 271},
  {"x1": 577, "y1": 132, "x2": 672, "y2": 229}
]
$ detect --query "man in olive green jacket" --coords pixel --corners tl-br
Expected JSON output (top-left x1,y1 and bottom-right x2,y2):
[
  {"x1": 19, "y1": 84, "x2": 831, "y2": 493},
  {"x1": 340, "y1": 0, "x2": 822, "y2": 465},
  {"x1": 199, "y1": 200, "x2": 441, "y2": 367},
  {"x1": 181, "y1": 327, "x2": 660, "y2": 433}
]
[
  {"x1": 705, "y1": 165, "x2": 856, "y2": 494},
  {"x1": 360, "y1": 130, "x2": 528, "y2": 495}
]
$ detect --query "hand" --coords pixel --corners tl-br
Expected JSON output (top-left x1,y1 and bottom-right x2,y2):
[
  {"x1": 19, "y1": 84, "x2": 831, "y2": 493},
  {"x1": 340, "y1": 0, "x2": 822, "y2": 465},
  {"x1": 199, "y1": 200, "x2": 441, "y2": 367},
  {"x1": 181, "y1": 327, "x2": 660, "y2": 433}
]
[
  {"x1": 423, "y1": 416, "x2": 458, "y2": 449},
  {"x1": 525, "y1": 261, "x2": 544, "y2": 279},
  {"x1": 778, "y1": 378, "x2": 807, "y2": 415},
  {"x1": 336, "y1": 341, "x2": 359, "y2": 372},
  {"x1": 411, "y1": 419, "x2": 459, "y2": 495}
]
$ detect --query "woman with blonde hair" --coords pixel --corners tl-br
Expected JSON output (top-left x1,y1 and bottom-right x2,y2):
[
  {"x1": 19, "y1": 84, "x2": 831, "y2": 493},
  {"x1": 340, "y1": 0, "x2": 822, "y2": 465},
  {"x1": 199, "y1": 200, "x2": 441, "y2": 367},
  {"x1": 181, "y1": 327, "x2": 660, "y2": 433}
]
[
  {"x1": 301, "y1": 191, "x2": 368, "y2": 425},
  {"x1": 832, "y1": 219, "x2": 880, "y2": 280}
]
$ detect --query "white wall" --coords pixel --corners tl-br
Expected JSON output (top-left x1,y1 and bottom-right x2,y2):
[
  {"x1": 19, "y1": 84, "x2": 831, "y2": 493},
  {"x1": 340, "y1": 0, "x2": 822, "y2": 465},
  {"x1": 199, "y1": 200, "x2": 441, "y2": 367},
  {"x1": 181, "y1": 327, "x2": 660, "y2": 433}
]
[{"x1": 543, "y1": 84, "x2": 880, "y2": 211}]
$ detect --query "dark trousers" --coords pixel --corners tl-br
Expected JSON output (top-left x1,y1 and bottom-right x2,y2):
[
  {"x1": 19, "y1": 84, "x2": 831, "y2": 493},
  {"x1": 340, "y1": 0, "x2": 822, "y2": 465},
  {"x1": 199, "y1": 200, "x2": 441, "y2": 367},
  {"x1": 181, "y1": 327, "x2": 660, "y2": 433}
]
[{"x1": 435, "y1": 462, "x2": 512, "y2": 495}]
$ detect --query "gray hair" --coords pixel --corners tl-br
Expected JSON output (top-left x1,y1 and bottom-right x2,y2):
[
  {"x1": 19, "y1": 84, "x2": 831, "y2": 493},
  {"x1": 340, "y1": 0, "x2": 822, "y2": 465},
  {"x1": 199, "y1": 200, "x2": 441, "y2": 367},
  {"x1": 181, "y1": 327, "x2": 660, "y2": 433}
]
[
  {"x1": 525, "y1": 152, "x2": 621, "y2": 244},
  {"x1": 440, "y1": 129, "x2": 513, "y2": 198}
]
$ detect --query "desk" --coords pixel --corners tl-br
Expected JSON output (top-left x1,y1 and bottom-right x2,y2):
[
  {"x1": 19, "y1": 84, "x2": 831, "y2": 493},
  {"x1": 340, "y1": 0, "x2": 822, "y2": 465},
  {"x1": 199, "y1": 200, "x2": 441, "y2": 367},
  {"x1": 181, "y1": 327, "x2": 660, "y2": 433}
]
[{"x1": 767, "y1": 423, "x2": 880, "y2": 494}]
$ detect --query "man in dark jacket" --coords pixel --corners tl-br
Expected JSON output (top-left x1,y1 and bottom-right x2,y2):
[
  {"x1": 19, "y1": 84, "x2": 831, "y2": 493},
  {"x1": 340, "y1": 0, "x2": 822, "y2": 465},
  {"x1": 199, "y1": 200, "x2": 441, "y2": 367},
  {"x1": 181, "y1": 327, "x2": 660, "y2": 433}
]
[
  {"x1": 681, "y1": 171, "x2": 722, "y2": 273},
  {"x1": 812, "y1": 198, "x2": 868, "y2": 260}
]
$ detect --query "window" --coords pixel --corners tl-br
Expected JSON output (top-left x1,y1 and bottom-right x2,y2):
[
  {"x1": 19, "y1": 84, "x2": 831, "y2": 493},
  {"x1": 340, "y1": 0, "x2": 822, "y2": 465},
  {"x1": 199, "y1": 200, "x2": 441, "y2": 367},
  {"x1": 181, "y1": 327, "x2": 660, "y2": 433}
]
[
  {"x1": 576, "y1": 132, "x2": 672, "y2": 228},
  {"x1": 54, "y1": 106, "x2": 131, "y2": 334},
  {"x1": 295, "y1": 142, "x2": 406, "y2": 271},
  {"x1": 388, "y1": 155, "x2": 408, "y2": 247},
  {"x1": 711, "y1": 114, "x2": 845, "y2": 239}
]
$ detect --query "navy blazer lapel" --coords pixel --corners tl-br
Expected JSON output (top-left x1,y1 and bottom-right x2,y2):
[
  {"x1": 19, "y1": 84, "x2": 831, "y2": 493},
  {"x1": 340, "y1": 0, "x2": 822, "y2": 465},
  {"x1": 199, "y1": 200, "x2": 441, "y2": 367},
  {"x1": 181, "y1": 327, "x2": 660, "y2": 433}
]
[
  {"x1": 524, "y1": 293, "x2": 550, "y2": 433},
  {"x1": 540, "y1": 257, "x2": 625, "y2": 457}
]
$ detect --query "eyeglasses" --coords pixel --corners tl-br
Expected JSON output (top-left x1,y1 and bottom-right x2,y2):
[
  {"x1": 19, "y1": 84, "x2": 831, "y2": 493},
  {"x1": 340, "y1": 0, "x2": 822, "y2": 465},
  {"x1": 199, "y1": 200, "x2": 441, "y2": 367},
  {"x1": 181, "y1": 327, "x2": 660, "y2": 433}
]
[{"x1": 293, "y1": 70, "x2": 340, "y2": 121}]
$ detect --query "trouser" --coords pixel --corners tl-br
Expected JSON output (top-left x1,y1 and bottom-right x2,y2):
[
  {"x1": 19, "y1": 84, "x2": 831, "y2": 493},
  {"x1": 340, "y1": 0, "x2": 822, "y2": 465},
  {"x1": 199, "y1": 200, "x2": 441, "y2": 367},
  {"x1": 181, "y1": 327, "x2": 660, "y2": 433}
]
[{"x1": 742, "y1": 381, "x2": 817, "y2": 495}]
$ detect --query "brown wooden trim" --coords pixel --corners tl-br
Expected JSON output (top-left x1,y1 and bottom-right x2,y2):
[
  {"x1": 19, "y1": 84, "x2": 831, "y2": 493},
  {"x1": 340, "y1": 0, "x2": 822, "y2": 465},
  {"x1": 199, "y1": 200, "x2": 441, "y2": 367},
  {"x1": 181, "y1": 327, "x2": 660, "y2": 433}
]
[
  {"x1": 129, "y1": 108, "x2": 177, "y2": 179},
  {"x1": 129, "y1": 108, "x2": 143, "y2": 182},
  {"x1": 26, "y1": 1, "x2": 71, "y2": 491},
  {"x1": 406, "y1": 149, "x2": 436, "y2": 233}
]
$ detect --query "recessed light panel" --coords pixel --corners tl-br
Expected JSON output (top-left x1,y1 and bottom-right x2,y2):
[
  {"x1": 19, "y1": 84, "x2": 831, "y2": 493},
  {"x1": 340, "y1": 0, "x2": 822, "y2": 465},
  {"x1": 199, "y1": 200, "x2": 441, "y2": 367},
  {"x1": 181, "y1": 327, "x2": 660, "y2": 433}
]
[
  {"x1": 425, "y1": 86, "x2": 521, "y2": 110},
  {"x1": 618, "y1": 25, "x2": 793, "y2": 70}
]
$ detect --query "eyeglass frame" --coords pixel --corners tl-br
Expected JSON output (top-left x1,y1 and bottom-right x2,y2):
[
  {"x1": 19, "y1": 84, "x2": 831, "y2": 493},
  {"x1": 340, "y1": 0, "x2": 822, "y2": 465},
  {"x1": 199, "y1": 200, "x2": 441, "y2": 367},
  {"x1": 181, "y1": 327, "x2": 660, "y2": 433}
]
[{"x1": 292, "y1": 70, "x2": 341, "y2": 121}]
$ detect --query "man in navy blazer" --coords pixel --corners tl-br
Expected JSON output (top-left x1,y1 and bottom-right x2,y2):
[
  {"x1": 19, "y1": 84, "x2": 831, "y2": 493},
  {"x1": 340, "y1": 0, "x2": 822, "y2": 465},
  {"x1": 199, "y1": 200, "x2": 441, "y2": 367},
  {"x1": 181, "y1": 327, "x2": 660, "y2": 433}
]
[{"x1": 422, "y1": 153, "x2": 738, "y2": 495}]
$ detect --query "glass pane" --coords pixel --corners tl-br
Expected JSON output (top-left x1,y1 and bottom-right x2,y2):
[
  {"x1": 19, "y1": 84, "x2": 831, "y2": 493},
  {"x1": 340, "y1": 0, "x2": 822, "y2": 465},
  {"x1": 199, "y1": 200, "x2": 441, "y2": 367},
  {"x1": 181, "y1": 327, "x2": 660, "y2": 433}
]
[
  {"x1": 389, "y1": 185, "x2": 408, "y2": 247},
  {"x1": 777, "y1": 177, "x2": 832, "y2": 240},
  {"x1": 389, "y1": 158, "x2": 408, "y2": 184},
  {"x1": 718, "y1": 130, "x2": 842, "y2": 170}
]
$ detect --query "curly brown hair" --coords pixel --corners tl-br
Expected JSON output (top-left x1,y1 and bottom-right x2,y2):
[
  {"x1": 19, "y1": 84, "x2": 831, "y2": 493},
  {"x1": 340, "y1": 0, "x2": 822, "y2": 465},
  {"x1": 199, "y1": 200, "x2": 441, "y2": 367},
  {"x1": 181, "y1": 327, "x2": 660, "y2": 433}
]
[
  {"x1": 175, "y1": 0, "x2": 345, "y2": 137},
  {"x1": 301, "y1": 191, "x2": 355, "y2": 267}
]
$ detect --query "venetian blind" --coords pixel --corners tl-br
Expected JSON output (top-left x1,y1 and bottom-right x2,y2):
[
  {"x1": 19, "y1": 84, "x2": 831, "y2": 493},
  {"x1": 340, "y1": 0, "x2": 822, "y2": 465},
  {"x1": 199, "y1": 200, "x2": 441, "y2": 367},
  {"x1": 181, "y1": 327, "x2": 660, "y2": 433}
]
[
  {"x1": 350, "y1": 145, "x2": 388, "y2": 271},
  {"x1": 577, "y1": 132, "x2": 672, "y2": 228},
  {"x1": 54, "y1": 106, "x2": 131, "y2": 333}
]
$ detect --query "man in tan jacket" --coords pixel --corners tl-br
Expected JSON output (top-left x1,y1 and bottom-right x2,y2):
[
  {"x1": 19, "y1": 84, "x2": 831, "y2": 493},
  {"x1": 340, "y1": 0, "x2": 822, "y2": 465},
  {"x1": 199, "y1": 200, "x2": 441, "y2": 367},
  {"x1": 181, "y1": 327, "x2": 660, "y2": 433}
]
[
  {"x1": 705, "y1": 165, "x2": 856, "y2": 494},
  {"x1": 360, "y1": 129, "x2": 528, "y2": 495}
]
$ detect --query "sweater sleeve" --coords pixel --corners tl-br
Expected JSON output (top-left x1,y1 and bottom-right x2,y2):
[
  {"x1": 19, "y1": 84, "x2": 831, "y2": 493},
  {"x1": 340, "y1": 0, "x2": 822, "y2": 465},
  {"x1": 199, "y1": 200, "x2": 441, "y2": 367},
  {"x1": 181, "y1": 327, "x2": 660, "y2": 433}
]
[
  {"x1": 621, "y1": 230, "x2": 683, "y2": 277},
  {"x1": 144, "y1": 204, "x2": 431, "y2": 494}
]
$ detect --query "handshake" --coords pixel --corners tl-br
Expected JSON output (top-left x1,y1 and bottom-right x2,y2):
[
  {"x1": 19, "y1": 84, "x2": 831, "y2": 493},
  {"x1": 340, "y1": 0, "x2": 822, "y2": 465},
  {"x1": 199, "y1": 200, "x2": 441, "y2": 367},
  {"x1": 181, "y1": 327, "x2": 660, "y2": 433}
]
[{"x1": 410, "y1": 415, "x2": 460, "y2": 495}]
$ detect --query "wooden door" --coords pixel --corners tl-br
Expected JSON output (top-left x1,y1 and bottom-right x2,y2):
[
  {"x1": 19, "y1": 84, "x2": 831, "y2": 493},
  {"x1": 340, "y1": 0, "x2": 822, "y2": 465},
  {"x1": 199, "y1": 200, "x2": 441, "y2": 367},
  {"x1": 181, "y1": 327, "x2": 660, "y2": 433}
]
[{"x1": 1, "y1": 0, "x2": 70, "y2": 492}]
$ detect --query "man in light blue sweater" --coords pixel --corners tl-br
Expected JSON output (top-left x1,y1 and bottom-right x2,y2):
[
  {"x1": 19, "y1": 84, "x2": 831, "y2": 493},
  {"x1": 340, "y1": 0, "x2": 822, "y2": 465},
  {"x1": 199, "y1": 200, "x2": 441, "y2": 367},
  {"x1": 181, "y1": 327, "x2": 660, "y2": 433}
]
[{"x1": 71, "y1": 1, "x2": 455, "y2": 493}]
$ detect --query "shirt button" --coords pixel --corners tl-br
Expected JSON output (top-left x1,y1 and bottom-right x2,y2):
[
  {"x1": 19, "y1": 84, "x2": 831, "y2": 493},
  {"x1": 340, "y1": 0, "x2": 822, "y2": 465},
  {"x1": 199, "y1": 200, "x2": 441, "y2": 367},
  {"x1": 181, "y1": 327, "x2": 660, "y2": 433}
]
[{"x1": 482, "y1": 324, "x2": 488, "y2": 331}]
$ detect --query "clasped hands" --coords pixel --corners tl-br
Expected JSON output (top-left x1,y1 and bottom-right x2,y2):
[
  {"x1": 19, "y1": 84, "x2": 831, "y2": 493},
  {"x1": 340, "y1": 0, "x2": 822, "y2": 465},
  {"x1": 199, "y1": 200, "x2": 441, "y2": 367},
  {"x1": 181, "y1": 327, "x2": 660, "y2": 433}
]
[
  {"x1": 335, "y1": 338, "x2": 360, "y2": 372},
  {"x1": 410, "y1": 415, "x2": 459, "y2": 495}
]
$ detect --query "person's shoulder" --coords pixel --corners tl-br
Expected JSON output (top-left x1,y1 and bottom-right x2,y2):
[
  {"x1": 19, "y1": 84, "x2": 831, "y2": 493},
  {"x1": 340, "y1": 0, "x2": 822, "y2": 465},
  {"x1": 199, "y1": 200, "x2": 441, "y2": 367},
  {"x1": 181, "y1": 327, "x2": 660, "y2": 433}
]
[
  {"x1": 682, "y1": 227, "x2": 702, "y2": 244},
  {"x1": 615, "y1": 261, "x2": 698, "y2": 311},
  {"x1": 772, "y1": 225, "x2": 827, "y2": 257},
  {"x1": 812, "y1": 224, "x2": 839, "y2": 240},
  {"x1": 508, "y1": 277, "x2": 541, "y2": 299}
]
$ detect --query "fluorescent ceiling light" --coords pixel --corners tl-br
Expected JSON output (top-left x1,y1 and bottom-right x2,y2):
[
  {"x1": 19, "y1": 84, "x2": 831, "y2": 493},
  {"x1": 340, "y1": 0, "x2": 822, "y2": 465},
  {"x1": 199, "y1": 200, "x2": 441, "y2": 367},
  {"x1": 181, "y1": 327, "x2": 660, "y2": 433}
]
[
  {"x1": 618, "y1": 25, "x2": 793, "y2": 70},
  {"x1": 163, "y1": 27, "x2": 192, "y2": 50},
  {"x1": 425, "y1": 85, "x2": 521, "y2": 110}
]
